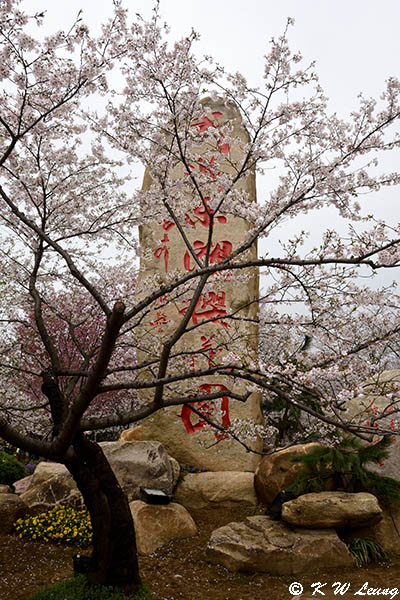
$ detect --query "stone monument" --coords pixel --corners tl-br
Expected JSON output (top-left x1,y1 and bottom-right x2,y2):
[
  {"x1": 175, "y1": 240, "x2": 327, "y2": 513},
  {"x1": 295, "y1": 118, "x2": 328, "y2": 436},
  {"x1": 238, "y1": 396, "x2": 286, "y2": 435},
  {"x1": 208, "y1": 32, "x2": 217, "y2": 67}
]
[{"x1": 136, "y1": 98, "x2": 263, "y2": 471}]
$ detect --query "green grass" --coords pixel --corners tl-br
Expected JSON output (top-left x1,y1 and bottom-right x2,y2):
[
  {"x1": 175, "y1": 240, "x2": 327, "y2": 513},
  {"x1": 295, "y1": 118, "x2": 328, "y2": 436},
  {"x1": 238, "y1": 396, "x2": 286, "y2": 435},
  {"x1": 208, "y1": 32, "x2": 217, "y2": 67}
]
[
  {"x1": 28, "y1": 575, "x2": 158, "y2": 600},
  {"x1": 347, "y1": 538, "x2": 389, "y2": 567}
]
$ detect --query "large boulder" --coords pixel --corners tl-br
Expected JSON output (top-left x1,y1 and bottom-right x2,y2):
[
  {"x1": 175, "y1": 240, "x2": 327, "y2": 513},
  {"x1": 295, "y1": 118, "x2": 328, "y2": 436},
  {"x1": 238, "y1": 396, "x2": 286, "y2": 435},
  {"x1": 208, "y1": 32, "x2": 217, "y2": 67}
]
[
  {"x1": 0, "y1": 493, "x2": 28, "y2": 533},
  {"x1": 129, "y1": 500, "x2": 197, "y2": 554},
  {"x1": 21, "y1": 441, "x2": 178, "y2": 512},
  {"x1": 29, "y1": 461, "x2": 67, "y2": 487},
  {"x1": 21, "y1": 461, "x2": 79, "y2": 513},
  {"x1": 100, "y1": 441, "x2": 175, "y2": 499},
  {"x1": 254, "y1": 443, "x2": 326, "y2": 506},
  {"x1": 282, "y1": 492, "x2": 383, "y2": 529},
  {"x1": 175, "y1": 471, "x2": 257, "y2": 509},
  {"x1": 205, "y1": 515, "x2": 355, "y2": 574},
  {"x1": 0, "y1": 484, "x2": 12, "y2": 494}
]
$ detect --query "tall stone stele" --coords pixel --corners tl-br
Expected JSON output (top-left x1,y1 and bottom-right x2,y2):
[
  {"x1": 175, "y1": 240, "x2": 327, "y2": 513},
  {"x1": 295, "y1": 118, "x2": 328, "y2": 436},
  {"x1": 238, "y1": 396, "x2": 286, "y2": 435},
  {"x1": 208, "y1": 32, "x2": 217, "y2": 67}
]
[{"x1": 136, "y1": 98, "x2": 263, "y2": 471}]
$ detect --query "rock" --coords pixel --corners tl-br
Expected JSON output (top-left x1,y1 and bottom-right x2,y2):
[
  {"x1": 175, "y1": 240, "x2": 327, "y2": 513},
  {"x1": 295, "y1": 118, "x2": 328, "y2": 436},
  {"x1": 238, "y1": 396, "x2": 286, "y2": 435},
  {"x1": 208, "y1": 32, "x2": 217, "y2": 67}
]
[
  {"x1": 205, "y1": 515, "x2": 354, "y2": 574},
  {"x1": 282, "y1": 492, "x2": 383, "y2": 529},
  {"x1": 21, "y1": 461, "x2": 81, "y2": 514},
  {"x1": 267, "y1": 490, "x2": 299, "y2": 519},
  {"x1": 346, "y1": 500, "x2": 400, "y2": 555},
  {"x1": 362, "y1": 369, "x2": 400, "y2": 394},
  {"x1": 138, "y1": 98, "x2": 263, "y2": 472},
  {"x1": 254, "y1": 443, "x2": 326, "y2": 505},
  {"x1": 21, "y1": 441, "x2": 177, "y2": 511},
  {"x1": 30, "y1": 461, "x2": 69, "y2": 487},
  {"x1": 0, "y1": 493, "x2": 28, "y2": 533},
  {"x1": 129, "y1": 500, "x2": 197, "y2": 554},
  {"x1": 100, "y1": 441, "x2": 175, "y2": 500},
  {"x1": 345, "y1": 370, "x2": 400, "y2": 481},
  {"x1": 168, "y1": 455, "x2": 181, "y2": 490},
  {"x1": 175, "y1": 471, "x2": 257, "y2": 509},
  {"x1": 20, "y1": 472, "x2": 83, "y2": 515},
  {"x1": 13, "y1": 475, "x2": 32, "y2": 495},
  {"x1": 119, "y1": 425, "x2": 143, "y2": 442},
  {"x1": 0, "y1": 484, "x2": 12, "y2": 494}
]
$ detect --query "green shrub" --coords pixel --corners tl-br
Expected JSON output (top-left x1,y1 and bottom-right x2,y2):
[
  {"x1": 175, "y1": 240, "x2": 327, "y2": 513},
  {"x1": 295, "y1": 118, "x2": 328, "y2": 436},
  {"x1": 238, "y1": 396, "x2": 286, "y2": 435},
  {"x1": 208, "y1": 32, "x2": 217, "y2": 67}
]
[
  {"x1": 287, "y1": 436, "x2": 400, "y2": 502},
  {"x1": 0, "y1": 450, "x2": 26, "y2": 486},
  {"x1": 347, "y1": 538, "x2": 388, "y2": 567},
  {"x1": 28, "y1": 575, "x2": 157, "y2": 600},
  {"x1": 14, "y1": 505, "x2": 92, "y2": 546}
]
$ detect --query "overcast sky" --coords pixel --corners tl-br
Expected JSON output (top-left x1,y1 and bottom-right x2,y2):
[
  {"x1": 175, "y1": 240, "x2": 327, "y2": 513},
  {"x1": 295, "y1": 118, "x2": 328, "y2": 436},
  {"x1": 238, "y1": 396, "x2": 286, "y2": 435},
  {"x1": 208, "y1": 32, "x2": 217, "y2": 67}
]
[
  {"x1": 26, "y1": 0, "x2": 400, "y2": 110},
  {"x1": 22, "y1": 0, "x2": 400, "y2": 278}
]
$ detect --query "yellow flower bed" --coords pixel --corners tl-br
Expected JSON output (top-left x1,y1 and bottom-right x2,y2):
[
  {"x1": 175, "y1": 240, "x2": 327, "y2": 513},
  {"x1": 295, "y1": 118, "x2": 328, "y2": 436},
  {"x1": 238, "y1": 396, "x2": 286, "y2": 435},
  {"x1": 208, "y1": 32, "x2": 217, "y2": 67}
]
[{"x1": 14, "y1": 505, "x2": 92, "y2": 546}]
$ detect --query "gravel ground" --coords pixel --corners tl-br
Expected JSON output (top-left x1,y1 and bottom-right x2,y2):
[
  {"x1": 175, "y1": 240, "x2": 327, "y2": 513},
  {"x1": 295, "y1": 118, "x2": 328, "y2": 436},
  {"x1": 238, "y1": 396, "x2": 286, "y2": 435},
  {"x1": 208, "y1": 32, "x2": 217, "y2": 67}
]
[{"x1": 1, "y1": 507, "x2": 398, "y2": 600}]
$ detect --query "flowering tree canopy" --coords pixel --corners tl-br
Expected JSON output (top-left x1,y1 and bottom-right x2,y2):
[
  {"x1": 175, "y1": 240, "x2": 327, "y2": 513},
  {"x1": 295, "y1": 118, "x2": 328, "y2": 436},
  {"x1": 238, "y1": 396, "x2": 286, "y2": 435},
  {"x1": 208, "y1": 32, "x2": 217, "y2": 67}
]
[
  {"x1": 0, "y1": 0, "x2": 400, "y2": 591},
  {"x1": 0, "y1": 1, "x2": 399, "y2": 448}
]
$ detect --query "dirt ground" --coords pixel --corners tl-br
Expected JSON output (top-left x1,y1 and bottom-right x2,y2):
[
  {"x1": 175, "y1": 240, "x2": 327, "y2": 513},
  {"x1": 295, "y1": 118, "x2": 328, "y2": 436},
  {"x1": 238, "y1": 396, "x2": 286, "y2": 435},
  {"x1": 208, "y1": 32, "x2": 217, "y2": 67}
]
[{"x1": 1, "y1": 507, "x2": 399, "y2": 600}]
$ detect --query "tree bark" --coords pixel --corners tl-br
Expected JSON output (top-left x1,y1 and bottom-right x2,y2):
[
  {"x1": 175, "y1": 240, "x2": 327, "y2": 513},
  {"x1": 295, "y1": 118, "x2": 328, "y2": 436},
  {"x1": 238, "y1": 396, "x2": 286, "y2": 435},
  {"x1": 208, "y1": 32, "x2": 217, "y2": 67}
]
[{"x1": 64, "y1": 434, "x2": 141, "y2": 595}]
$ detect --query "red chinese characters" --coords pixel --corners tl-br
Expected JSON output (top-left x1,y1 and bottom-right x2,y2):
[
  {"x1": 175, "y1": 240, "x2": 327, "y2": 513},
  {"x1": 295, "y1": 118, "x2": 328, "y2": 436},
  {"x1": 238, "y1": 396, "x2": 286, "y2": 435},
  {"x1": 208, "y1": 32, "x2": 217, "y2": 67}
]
[
  {"x1": 191, "y1": 111, "x2": 230, "y2": 155},
  {"x1": 178, "y1": 291, "x2": 229, "y2": 329},
  {"x1": 149, "y1": 311, "x2": 167, "y2": 333},
  {"x1": 184, "y1": 198, "x2": 227, "y2": 229},
  {"x1": 153, "y1": 220, "x2": 176, "y2": 273},
  {"x1": 149, "y1": 296, "x2": 169, "y2": 333},
  {"x1": 181, "y1": 383, "x2": 231, "y2": 441},
  {"x1": 189, "y1": 334, "x2": 223, "y2": 370},
  {"x1": 191, "y1": 111, "x2": 223, "y2": 132},
  {"x1": 154, "y1": 233, "x2": 170, "y2": 272},
  {"x1": 199, "y1": 334, "x2": 223, "y2": 368},
  {"x1": 184, "y1": 240, "x2": 232, "y2": 272}
]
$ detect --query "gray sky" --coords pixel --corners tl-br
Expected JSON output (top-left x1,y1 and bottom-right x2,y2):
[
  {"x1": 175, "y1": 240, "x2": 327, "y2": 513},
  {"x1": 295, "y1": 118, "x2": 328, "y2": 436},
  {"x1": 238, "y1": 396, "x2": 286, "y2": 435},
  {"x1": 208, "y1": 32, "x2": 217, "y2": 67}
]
[
  {"x1": 22, "y1": 1, "x2": 400, "y2": 276},
  {"x1": 26, "y1": 0, "x2": 400, "y2": 110}
]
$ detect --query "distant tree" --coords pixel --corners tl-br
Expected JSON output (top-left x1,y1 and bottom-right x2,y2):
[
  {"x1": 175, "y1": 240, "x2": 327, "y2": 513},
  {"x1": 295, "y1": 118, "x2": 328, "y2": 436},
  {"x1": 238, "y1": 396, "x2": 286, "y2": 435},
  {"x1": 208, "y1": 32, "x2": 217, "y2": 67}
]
[{"x1": 7, "y1": 286, "x2": 138, "y2": 437}]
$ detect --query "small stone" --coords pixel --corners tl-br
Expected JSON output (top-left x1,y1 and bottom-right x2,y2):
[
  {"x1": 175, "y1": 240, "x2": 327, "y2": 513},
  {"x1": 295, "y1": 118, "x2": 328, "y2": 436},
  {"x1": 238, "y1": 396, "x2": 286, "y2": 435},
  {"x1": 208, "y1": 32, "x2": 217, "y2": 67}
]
[
  {"x1": 13, "y1": 476, "x2": 32, "y2": 495},
  {"x1": 119, "y1": 425, "x2": 143, "y2": 442}
]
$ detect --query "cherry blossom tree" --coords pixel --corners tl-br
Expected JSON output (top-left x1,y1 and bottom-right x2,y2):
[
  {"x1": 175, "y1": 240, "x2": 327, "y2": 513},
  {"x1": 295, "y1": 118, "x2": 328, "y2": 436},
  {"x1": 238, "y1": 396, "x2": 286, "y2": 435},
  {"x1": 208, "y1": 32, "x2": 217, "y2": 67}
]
[
  {"x1": 6, "y1": 285, "x2": 139, "y2": 437},
  {"x1": 0, "y1": 0, "x2": 400, "y2": 593}
]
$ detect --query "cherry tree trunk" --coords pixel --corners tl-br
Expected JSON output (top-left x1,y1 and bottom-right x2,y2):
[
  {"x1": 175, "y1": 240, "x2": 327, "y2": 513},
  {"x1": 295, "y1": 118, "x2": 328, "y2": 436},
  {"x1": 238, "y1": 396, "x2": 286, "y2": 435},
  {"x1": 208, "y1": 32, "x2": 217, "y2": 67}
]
[{"x1": 64, "y1": 434, "x2": 141, "y2": 594}]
